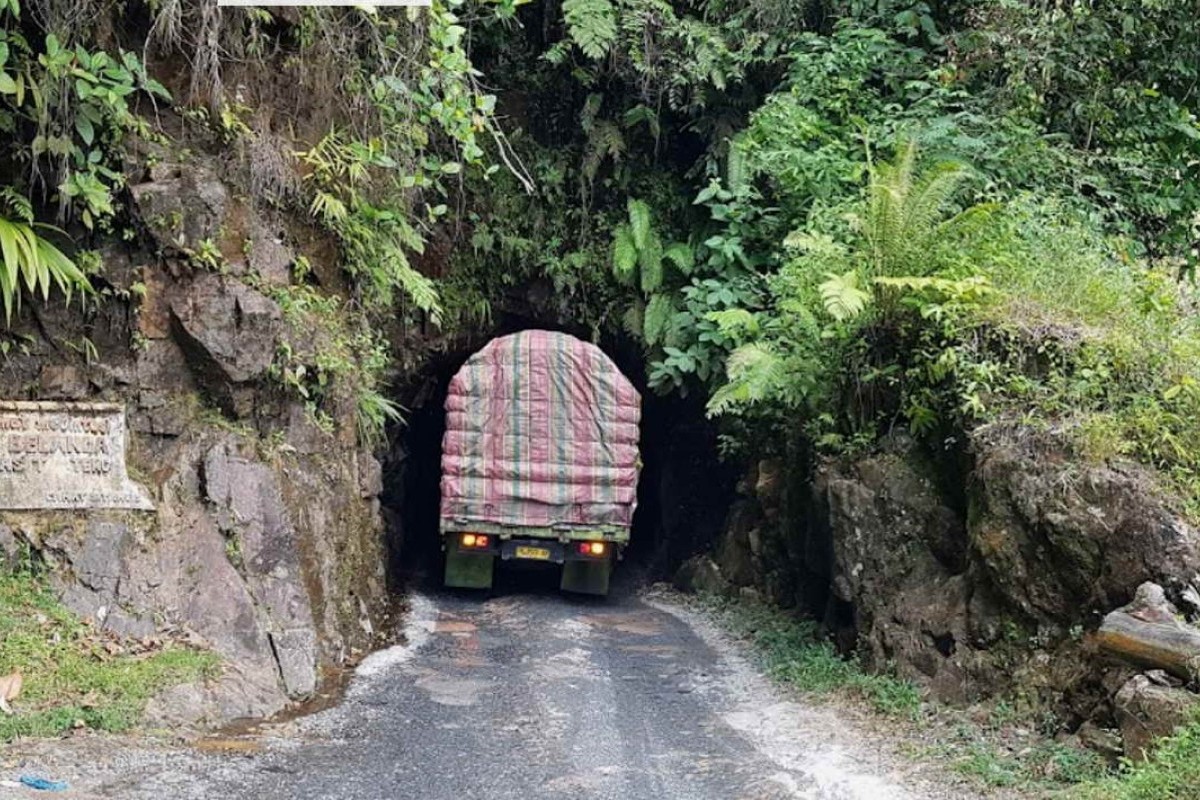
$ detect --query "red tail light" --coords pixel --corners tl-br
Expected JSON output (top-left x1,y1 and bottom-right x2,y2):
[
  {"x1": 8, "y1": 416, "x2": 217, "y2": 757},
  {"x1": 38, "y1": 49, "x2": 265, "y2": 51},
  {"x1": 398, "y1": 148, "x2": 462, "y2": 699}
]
[
  {"x1": 461, "y1": 534, "x2": 489, "y2": 549},
  {"x1": 578, "y1": 541, "x2": 606, "y2": 557}
]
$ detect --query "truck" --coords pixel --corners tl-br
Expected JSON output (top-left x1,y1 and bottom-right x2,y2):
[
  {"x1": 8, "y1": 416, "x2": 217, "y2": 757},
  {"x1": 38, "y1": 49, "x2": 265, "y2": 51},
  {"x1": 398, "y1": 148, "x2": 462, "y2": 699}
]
[{"x1": 439, "y1": 330, "x2": 642, "y2": 595}]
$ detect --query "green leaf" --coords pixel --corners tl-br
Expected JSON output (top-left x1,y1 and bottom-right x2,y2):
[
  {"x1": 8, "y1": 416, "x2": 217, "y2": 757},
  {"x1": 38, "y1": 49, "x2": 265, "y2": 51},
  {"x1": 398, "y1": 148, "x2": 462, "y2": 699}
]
[
  {"x1": 638, "y1": 230, "x2": 663, "y2": 293},
  {"x1": 562, "y1": 0, "x2": 617, "y2": 60},
  {"x1": 664, "y1": 243, "x2": 694, "y2": 274},
  {"x1": 643, "y1": 293, "x2": 673, "y2": 345},
  {"x1": 611, "y1": 224, "x2": 637, "y2": 285},
  {"x1": 627, "y1": 198, "x2": 651, "y2": 250},
  {"x1": 74, "y1": 114, "x2": 95, "y2": 145},
  {"x1": 0, "y1": 72, "x2": 15, "y2": 95}
]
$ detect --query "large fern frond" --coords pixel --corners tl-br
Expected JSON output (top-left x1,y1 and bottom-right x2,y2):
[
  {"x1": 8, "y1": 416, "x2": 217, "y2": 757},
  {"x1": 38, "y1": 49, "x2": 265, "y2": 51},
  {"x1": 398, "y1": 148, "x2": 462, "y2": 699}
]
[
  {"x1": 627, "y1": 198, "x2": 652, "y2": 250},
  {"x1": 562, "y1": 0, "x2": 618, "y2": 60},
  {"x1": 819, "y1": 270, "x2": 871, "y2": 321},
  {"x1": 611, "y1": 224, "x2": 637, "y2": 284},
  {"x1": 864, "y1": 140, "x2": 985, "y2": 277},
  {"x1": 643, "y1": 292, "x2": 674, "y2": 345},
  {"x1": 706, "y1": 342, "x2": 790, "y2": 416},
  {"x1": 639, "y1": 229, "x2": 664, "y2": 293}
]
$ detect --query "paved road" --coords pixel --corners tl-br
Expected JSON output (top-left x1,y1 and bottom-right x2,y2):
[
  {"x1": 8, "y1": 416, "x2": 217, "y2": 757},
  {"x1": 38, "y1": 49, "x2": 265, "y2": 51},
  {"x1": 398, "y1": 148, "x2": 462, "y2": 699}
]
[
  {"x1": 12, "y1": 576, "x2": 933, "y2": 800},
  {"x1": 234, "y1": 587, "x2": 807, "y2": 799}
]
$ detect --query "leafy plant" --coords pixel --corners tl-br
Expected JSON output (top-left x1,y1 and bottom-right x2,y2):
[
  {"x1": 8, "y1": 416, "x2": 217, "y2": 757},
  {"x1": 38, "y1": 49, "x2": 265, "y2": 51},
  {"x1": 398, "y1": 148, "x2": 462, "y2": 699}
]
[
  {"x1": 356, "y1": 389, "x2": 406, "y2": 448},
  {"x1": 0, "y1": 214, "x2": 90, "y2": 324},
  {"x1": 561, "y1": 0, "x2": 617, "y2": 60}
]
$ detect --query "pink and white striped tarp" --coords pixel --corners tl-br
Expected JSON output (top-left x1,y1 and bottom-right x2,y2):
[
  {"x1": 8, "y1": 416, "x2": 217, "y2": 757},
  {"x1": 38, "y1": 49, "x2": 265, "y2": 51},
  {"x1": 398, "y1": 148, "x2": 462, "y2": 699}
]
[{"x1": 439, "y1": 330, "x2": 641, "y2": 534}]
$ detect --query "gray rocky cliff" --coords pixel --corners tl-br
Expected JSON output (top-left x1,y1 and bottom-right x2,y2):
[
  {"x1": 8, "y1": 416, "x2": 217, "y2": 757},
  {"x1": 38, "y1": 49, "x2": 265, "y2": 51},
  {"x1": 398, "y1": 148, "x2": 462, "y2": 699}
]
[
  {"x1": 681, "y1": 427, "x2": 1200, "y2": 758},
  {"x1": 0, "y1": 153, "x2": 393, "y2": 729}
]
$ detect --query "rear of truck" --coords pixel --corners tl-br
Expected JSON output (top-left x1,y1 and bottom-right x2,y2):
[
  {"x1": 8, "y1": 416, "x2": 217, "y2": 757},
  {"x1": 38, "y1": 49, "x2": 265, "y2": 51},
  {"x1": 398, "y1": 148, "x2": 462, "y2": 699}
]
[{"x1": 439, "y1": 330, "x2": 641, "y2": 595}]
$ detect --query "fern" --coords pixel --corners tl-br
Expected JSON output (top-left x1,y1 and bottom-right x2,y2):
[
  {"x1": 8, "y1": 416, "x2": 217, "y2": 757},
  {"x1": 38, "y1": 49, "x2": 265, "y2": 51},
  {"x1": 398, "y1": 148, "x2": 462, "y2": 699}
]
[
  {"x1": 611, "y1": 224, "x2": 637, "y2": 284},
  {"x1": 639, "y1": 229, "x2": 664, "y2": 292},
  {"x1": 706, "y1": 308, "x2": 760, "y2": 336},
  {"x1": 664, "y1": 242, "x2": 694, "y2": 273},
  {"x1": 864, "y1": 140, "x2": 995, "y2": 278},
  {"x1": 627, "y1": 198, "x2": 652, "y2": 250},
  {"x1": 563, "y1": 0, "x2": 618, "y2": 60},
  {"x1": 0, "y1": 216, "x2": 91, "y2": 325},
  {"x1": 706, "y1": 342, "x2": 790, "y2": 416},
  {"x1": 819, "y1": 270, "x2": 871, "y2": 321},
  {"x1": 726, "y1": 137, "x2": 749, "y2": 194},
  {"x1": 621, "y1": 300, "x2": 644, "y2": 339},
  {"x1": 643, "y1": 293, "x2": 673, "y2": 345}
]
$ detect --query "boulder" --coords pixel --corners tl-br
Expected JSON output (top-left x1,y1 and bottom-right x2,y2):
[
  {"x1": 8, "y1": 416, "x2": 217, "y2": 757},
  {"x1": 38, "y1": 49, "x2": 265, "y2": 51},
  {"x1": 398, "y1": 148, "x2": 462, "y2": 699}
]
[
  {"x1": 1114, "y1": 673, "x2": 1200, "y2": 760},
  {"x1": 1076, "y1": 721, "x2": 1124, "y2": 765},
  {"x1": 674, "y1": 555, "x2": 733, "y2": 597},
  {"x1": 713, "y1": 501, "x2": 759, "y2": 588},
  {"x1": 246, "y1": 217, "x2": 295, "y2": 287},
  {"x1": 969, "y1": 430, "x2": 1200, "y2": 624},
  {"x1": 203, "y1": 441, "x2": 318, "y2": 698},
  {"x1": 170, "y1": 272, "x2": 281, "y2": 416},
  {"x1": 819, "y1": 445, "x2": 977, "y2": 699},
  {"x1": 130, "y1": 163, "x2": 228, "y2": 252}
]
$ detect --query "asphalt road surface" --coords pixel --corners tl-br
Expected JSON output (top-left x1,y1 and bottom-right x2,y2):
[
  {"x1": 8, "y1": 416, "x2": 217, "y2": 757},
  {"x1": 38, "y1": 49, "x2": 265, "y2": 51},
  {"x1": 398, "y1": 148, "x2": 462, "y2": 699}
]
[{"x1": 8, "y1": 576, "x2": 936, "y2": 800}]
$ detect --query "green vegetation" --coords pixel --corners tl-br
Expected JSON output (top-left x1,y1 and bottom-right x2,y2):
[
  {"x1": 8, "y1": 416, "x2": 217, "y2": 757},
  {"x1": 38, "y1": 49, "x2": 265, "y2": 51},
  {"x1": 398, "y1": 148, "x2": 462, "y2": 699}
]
[
  {"x1": 947, "y1": 737, "x2": 1107, "y2": 790},
  {"x1": 0, "y1": 0, "x2": 168, "y2": 315},
  {"x1": 428, "y1": 0, "x2": 1200, "y2": 519},
  {"x1": 0, "y1": 566, "x2": 218, "y2": 741},
  {"x1": 697, "y1": 590, "x2": 1117, "y2": 792},
  {"x1": 698, "y1": 593, "x2": 920, "y2": 718},
  {"x1": 0, "y1": 0, "x2": 1198, "y2": 772},
  {"x1": 1071, "y1": 719, "x2": 1200, "y2": 800}
]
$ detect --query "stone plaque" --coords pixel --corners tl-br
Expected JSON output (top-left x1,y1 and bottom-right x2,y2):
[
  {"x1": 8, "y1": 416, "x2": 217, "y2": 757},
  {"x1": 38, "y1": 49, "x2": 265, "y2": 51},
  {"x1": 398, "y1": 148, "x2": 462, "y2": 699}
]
[{"x1": 0, "y1": 401, "x2": 154, "y2": 510}]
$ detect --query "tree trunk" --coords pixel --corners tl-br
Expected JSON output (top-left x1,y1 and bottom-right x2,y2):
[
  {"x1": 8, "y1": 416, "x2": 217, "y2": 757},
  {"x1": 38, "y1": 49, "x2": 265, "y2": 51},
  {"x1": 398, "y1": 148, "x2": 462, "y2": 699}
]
[{"x1": 1096, "y1": 610, "x2": 1200, "y2": 681}]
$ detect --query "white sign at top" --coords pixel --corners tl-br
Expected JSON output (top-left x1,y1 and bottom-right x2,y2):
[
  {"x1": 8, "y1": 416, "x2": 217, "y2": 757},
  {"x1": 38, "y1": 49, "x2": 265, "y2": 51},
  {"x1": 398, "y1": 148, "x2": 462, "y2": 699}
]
[{"x1": 217, "y1": 1, "x2": 430, "y2": 6}]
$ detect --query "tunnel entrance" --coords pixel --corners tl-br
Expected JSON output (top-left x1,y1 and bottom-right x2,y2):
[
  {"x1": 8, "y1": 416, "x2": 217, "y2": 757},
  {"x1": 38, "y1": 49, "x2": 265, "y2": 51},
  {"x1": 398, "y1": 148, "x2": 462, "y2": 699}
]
[{"x1": 379, "y1": 319, "x2": 739, "y2": 592}]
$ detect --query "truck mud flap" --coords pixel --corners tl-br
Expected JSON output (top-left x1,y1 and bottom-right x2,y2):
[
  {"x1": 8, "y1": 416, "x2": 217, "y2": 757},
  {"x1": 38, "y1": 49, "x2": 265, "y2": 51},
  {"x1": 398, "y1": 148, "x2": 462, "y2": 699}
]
[
  {"x1": 444, "y1": 550, "x2": 494, "y2": 590},
  {"x1": 560, "y1": 558, "x2": 612, "y2": 596}
]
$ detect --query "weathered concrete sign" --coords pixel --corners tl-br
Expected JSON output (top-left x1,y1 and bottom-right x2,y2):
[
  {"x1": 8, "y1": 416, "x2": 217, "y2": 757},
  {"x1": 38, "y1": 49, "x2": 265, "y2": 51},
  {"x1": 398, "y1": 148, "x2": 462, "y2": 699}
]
[{"x1": 0, "y1": 401, "x2": 154, "y2": 510}]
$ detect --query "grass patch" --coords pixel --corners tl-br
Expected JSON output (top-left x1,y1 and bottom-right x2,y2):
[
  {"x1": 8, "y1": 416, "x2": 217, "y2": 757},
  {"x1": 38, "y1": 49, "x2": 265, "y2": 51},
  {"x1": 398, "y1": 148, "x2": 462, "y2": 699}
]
[
  {"x1": 696, "y1": 593, "x2": 921, "y2": 718},
  {"x1": 1070, "y1": 719, "x2": 1200, "y2": 800},
  {"x1": 0, "y1": 568, "x2": 219, "y2": 742},
  {"x1": 688, "y1": 589, "x2": 1117, "y2": 794},
  {"x1": 949, "y1": 738, "x2": 1108, "y2": 789}
]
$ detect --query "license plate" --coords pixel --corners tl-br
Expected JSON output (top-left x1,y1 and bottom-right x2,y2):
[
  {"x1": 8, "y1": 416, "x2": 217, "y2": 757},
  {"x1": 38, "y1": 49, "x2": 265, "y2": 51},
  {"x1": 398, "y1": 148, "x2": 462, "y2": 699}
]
[{"x1": 515, "y1": 546, "x2": 551, "y2": 561}]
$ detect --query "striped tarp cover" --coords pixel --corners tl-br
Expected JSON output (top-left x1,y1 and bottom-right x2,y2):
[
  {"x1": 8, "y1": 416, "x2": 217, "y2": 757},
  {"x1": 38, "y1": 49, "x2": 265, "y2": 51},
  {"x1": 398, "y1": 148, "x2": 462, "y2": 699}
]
[{"x1": 439, "y1": 330, "x2": 641, "y2": 533}]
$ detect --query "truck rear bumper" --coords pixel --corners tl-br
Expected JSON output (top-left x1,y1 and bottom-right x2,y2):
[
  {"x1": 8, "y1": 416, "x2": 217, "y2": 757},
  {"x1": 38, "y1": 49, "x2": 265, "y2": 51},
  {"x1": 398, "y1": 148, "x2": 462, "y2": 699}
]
[{"x1": 442, "y1": 534, "x2": 618, "y2": 595}]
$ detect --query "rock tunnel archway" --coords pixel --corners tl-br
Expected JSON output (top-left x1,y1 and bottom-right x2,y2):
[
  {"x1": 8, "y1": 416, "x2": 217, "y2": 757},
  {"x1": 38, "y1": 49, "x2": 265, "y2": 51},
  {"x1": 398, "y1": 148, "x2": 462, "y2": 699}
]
[{"x1": 378, "y1": 317, "x2": 740, "y2": 591}]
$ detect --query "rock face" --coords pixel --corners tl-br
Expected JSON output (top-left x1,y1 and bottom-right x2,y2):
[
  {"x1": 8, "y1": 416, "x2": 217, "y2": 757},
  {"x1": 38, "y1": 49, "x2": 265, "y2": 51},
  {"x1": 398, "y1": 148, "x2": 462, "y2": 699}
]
[
  {"x1": 0, "y1": 156, "x2": 392, "y2": 730},
  {"x1": 968, "y1": 430, "x2": 1200, "y2": 625},
  {"x1": 170, "y1": 273, "x2": 283, "y2": 416},
  {"x1": 698, "y1": 427, "x2": 1200, "y2": 739}
]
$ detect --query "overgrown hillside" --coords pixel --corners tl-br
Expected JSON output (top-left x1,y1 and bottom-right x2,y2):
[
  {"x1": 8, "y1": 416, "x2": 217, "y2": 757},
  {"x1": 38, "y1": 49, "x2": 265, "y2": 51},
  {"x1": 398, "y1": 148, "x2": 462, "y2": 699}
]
[{"x1": 3, "y1": 0, "x2": 1200, "y2": 792}]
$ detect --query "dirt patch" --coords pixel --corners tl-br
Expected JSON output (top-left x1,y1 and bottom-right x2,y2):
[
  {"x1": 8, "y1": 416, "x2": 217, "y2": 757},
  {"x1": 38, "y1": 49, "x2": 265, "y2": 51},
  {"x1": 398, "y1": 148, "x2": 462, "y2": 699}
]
[{"x1": 580, "y1": 611, "x2": 663, "y2": 636}]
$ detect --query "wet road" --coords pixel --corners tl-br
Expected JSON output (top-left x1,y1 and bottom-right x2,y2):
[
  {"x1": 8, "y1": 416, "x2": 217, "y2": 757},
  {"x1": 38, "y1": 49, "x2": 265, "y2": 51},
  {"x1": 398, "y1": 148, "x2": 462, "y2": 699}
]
[{"x1": 22, "y1": 579, "x2": 933, "y2": 800}]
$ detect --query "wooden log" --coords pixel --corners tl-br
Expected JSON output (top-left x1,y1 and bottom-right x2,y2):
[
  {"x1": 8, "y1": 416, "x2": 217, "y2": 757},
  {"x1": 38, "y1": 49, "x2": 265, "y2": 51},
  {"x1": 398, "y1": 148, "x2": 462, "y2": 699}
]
[{"x1": 1096, "y1": 610, "x2": 1200, "y2": 681}]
